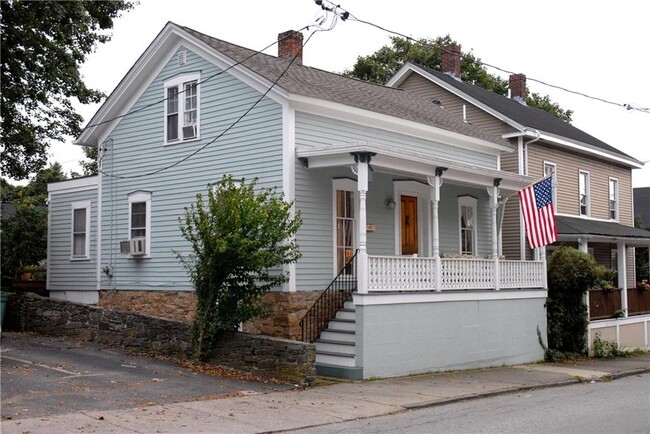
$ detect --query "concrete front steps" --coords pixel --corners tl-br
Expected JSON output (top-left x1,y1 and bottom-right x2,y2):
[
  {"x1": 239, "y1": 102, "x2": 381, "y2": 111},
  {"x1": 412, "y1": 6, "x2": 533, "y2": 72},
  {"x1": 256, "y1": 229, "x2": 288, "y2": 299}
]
[{"x1": 315, "y1": 301, "x2": 363, "y2": 379}]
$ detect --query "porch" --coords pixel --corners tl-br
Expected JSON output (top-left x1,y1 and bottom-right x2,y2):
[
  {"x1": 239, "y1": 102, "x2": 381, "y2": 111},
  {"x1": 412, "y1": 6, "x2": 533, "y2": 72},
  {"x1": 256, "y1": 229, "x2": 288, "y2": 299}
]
[
  {"x1": 297, "y1": 142, "x2": 548, "y2": 379},
  {"x1": 297, "y1": 141, "x2": 545, "y2": 295}
]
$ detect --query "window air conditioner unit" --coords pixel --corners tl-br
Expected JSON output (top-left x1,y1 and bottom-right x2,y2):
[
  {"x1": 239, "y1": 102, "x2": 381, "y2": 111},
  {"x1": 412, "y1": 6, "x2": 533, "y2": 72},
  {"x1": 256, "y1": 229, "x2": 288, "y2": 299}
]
[
  {"x1": 120, "y1": 238, "x2": 147, "y2": 256},
  {"x1": 182, "y1": 124, "x2": 197, "y2": 140}
]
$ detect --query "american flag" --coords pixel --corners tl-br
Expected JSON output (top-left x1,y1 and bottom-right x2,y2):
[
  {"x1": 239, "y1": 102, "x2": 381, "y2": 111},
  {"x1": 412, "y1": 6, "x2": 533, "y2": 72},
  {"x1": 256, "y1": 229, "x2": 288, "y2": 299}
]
[{"x1": 519, "y1": 176, "x2": 558, "y2": 249}]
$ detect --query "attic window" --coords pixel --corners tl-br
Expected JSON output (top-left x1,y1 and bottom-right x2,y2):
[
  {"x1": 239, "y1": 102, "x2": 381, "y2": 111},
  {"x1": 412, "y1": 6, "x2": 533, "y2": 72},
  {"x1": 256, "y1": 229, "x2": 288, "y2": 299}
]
[
  {"x1": 177, "y1": 51, "x2": 187, "y2": 66},
  {"x1": 431, "y1": 98, "x2": 444, "y2": 107},
  {"x1": 164, "y1": 73, "x2": 200, "y2": 144}
]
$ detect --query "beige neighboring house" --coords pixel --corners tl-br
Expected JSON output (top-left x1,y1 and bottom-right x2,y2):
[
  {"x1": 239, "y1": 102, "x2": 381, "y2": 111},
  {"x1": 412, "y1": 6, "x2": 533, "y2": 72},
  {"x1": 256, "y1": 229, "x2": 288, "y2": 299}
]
[{"x1": 387, "y1": 46, "x2": 650, "y2": 350}]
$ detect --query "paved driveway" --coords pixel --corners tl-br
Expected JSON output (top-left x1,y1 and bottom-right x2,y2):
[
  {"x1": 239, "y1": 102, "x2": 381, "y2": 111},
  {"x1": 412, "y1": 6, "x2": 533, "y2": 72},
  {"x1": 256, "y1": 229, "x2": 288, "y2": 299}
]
[{"x1": 1, "y1": 332, "x2": 291, "y2": 420}]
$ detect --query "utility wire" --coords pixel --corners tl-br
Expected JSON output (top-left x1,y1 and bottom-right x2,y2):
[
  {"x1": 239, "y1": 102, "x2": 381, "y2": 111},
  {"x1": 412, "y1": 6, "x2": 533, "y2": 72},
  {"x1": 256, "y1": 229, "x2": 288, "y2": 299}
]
[
  {"x1": 85, "y1": 27, "x2": 311, "y2": 130},
  {"x1": 100, "y1": 26, "x2": 327, "y2": 180},
  {"x1": 315, "y1": 0, "x2": 650, "y2": 114}
]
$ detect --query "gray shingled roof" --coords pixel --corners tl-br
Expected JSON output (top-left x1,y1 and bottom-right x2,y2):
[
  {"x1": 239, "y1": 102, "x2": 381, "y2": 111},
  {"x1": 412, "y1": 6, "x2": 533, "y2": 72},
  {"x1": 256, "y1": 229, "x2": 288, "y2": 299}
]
[
  {"x1": 180, "y1": 25, "x2": 511, "y2": 148},
  {"x1": 634, "y1": 187, "x2": 650, "y2": 230},
  {"x1": 557, "y1": 215, "x2": 650, "y2": 239},
  {"x1": 412, "y1": 64, "x2": 638, "y2": 162}
]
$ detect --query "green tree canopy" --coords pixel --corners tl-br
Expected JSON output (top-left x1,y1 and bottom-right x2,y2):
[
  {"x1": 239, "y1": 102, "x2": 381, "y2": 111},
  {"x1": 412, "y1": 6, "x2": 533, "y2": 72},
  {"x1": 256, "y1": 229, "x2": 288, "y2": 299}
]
[
  {"x1": 1, "y1": 163, "x2": 67, "y2": 289},
  {"x1": 345, "y1": 36, "x2": 572, "y2": 122},
  {"x1": 0, "y1": 0, "x2": 134, "y2": 180},
  {"x1": 177, "y1": 176, "x2": 302, "y2": 362}
]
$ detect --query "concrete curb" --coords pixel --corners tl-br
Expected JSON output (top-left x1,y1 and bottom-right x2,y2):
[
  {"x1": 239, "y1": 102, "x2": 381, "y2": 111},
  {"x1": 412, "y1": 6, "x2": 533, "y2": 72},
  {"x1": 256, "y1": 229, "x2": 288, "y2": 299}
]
[{"x1": 400, "y1": 367, "x2": 649, "y2": 411}]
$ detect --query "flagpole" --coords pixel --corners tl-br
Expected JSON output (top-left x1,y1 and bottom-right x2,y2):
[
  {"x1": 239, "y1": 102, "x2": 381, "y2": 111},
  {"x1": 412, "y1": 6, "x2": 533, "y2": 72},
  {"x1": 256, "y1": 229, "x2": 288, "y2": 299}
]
[{"x1": 501, "y1": 174, "x2": 554, "y2": 202}]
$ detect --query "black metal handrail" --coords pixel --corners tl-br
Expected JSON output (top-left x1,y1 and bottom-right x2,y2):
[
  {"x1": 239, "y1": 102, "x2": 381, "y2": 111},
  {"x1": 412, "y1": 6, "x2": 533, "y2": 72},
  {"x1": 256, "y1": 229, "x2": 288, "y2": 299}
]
[{"x1": 299, "y1": 250, "x2": 358, "y2": 343}]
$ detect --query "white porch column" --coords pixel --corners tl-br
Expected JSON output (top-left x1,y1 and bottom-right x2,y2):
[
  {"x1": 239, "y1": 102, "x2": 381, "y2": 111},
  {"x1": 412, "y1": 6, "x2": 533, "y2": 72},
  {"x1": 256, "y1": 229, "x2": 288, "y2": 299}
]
[
  {"x1": 428, "y1": 170, "x2": 445, "y2": 292},
  {"x1": 488, "y1": 180, "x2": 501, "y2": 290},
  {"x1": 617, "y1": 241, "x2": 628, "y2": 318},
  {"x1": 578, "y1": 238, "x2": 589, "y2": 253},
  {"x1": 354, "y1": 153, "x2": 372, "y2": 294}
]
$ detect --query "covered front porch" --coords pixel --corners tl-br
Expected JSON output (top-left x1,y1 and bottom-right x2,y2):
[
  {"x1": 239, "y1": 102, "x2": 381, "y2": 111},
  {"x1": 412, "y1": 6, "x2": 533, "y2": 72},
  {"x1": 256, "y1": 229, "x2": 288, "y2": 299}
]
[{"x1": 298, "y1": 142, "x2": 546, "y2": 293}]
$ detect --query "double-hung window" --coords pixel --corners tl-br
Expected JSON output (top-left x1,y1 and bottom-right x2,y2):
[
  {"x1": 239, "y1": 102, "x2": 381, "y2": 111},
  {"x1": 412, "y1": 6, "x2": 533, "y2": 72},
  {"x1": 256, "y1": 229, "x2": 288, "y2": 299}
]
[
  {"x1": 544, "y1": 161, "x2": 557, "y2": 208},
  {"x1": 579, "y1": 171, "x2": 590, "y2": 216},
  {"x1": 458, "y1": 196, "x2": 477, "y2": 256},
  {"x1": 609, "y1": 178, "x2": 618, "y2": 220},
  {"x1": 333, "y1": 179, "x2": 357, "y2": 275},
  {"x1": 164, "y1": 72, "x2": 200, "y2": 143},
  {"x1": 71, "y1": 201, "x2": 91, "y2": 260},
  {"x1": 128, "y1": 191, "x2": 151, "y2": 256}
]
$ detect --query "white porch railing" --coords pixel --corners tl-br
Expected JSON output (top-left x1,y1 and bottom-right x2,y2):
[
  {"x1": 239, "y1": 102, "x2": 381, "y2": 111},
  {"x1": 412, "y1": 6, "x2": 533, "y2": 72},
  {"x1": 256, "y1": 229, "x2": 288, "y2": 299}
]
[{"x1": 367, "y1": 256, "x2": 544, "y2": 292}]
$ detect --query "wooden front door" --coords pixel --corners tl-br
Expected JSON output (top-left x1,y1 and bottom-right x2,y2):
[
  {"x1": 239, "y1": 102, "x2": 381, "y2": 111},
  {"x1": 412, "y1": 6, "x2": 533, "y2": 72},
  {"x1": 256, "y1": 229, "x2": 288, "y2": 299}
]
[{"x1": 401, "y1": 195, "x2": 418, "y2": 255}]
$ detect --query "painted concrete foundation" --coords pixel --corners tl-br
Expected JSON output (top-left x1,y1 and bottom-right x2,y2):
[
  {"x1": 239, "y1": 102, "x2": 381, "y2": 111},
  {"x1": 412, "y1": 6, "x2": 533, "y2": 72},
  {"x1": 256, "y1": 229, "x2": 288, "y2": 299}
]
[
  {"x1": 354, "y1": 290, "x2": 547, "y2": 378},
  {"x1": 588, "y1": 315, "x2": 650, "y2": 350}
]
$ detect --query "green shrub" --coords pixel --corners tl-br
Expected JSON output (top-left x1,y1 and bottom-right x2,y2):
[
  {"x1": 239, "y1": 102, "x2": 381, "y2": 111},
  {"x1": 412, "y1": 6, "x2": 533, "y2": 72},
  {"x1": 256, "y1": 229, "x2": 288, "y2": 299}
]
[
  {"x1": 546, "y1": 246, "x2": 612, "y2": 355},
  {"x1": 176, "y1": 176, "x2": 301, "y2": 362}
]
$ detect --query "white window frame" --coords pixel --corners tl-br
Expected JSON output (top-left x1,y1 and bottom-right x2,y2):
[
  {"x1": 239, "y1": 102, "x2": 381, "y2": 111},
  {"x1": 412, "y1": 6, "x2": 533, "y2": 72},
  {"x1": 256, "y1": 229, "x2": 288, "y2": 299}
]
[
  {"x1": 163, "y1": 72, "x2": 201, "y2": 145},
  {"x1": 543, "y1": 161, "x2": 557, "y2": 208},
  {"x1": 609, "y1": 177, "x2": 619, "y2": 221},
  {"x1": 458, "y1": 195, "x2": 478, "y2": 256},
  {"x1": 127, "y1": 191, "x2": 151, "y2": 257},
  {"x1": 70, "y1": 200, "x2": 91, "y2": 260},
  {"x1": 579, "y1": 171, "x2": 590, "y2": 217},
  {"x1": 332, "y1": 178, "x2": 358, "y2": 276}
]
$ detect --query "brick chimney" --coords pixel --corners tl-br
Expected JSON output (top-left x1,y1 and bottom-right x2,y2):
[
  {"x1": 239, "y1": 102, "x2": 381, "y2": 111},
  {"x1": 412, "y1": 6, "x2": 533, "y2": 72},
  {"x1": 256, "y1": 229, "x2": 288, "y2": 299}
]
[
  {"x1": 509, "y1": 73, "x2": 527, "y2": 104},
  {"x1": 441, "y1": 43, "x2": 461, "y2": 80},
  {"x1": 278, "y1": 30, "x2": 303, "y2": 65}
]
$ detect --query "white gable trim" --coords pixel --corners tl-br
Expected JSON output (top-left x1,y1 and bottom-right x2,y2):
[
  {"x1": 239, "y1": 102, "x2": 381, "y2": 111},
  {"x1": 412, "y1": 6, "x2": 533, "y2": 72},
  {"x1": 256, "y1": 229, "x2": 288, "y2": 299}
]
[
  {"x1": 389, "y1": 64, "x2": 643, "y2": 169},
  {"x1": 387, "y1": 64, "x2": 527, "y2": 131},
  {"x1": 290, "y1": 94, "x2": 513, "y2": 155},
  {"x1": 75, "y1": 23, "x2": 289, "y2": 148}
]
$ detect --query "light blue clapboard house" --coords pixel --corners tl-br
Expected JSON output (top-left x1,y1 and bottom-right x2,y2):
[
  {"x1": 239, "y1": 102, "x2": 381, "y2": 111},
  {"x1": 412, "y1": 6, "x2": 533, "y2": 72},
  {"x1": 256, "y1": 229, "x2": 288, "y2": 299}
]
[{"x1": 48, "y1": 23, "x2": 548, "y2": 379}]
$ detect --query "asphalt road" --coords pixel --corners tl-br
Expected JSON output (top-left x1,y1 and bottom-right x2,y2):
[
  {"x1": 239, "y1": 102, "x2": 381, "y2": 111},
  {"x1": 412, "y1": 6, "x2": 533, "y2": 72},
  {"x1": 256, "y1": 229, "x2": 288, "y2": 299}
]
[
  {"x1": 0, "y1": 332, "x2": 291, "y2": 421},
  {"x1": 293, "y1": 373, "x2": 650, "y2": 433}
]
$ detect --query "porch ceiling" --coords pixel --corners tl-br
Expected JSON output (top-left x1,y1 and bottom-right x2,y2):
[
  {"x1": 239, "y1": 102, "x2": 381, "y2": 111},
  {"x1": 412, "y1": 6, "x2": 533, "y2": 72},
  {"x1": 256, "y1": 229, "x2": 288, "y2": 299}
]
[
  {"x1": 297, "y1": 142, "x2": 533, "y2": 192},
  {"x1": 557, "y1": 215, "x2": 650, "y2": 247}
]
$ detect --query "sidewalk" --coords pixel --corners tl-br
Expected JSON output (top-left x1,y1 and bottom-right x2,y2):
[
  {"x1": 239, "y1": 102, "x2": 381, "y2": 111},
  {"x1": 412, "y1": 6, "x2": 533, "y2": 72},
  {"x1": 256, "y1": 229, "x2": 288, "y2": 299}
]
[{"x1": 3, "y1": 353, "x2": 648, "y2": 433}]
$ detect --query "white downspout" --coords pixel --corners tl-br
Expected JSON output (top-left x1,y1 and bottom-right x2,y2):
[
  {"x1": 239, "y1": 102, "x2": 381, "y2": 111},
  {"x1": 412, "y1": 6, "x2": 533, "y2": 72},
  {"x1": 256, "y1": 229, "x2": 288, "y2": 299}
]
[{"x1": 521, "y1": 130, "x2": 541, "y2": 261}]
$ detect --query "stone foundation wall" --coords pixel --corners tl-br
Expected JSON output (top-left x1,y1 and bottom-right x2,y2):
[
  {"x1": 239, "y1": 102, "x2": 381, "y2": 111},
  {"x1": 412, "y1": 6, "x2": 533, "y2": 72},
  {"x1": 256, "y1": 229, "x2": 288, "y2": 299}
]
[
  {"x1": 97, "y1": 288, "x2": 322, "y2": 341},
  {"x1": 5, "y1": 293, "x2": 316, "y2": 384},
  {"x1": 243, "y1": 290, "x2": 321, "y2": 340},
  {"x1": 99, "y1": 290, "x2": 196, "y2": 323}
]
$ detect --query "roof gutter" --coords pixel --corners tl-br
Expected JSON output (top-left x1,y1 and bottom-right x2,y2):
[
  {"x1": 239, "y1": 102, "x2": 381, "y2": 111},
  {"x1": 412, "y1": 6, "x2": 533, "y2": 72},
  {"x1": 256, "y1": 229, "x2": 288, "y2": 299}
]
[{"x1": 503, "y1": 129, "x2": 644, "y2": 169}]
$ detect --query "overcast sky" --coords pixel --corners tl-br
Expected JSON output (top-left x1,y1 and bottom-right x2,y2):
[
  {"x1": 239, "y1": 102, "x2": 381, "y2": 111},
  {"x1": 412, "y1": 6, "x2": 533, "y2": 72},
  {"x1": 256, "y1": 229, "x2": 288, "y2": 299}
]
[{"x1": 50, "y1": 0, "x2": 650, "y2": 187}]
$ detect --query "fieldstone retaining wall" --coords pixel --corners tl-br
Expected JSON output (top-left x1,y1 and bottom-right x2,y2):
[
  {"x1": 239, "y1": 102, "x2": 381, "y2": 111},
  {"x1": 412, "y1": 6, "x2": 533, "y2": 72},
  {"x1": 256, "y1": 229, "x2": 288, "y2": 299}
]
[
  {"x1": 97, "y1": 289, "x2": 322, "y2": 342},
  {"x1": 99, "y1": 290, "x2": 196, "y2": 323},
  {"x1": 4, "y1": 293, "x2": 316, "y2": 384}
]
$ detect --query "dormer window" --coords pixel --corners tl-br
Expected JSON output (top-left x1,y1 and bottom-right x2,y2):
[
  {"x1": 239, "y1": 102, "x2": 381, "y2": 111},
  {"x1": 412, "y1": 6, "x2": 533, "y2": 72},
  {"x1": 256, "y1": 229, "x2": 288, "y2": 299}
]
[{"x1": 164, "y1": 72, "x2": 200, "y2": 144}]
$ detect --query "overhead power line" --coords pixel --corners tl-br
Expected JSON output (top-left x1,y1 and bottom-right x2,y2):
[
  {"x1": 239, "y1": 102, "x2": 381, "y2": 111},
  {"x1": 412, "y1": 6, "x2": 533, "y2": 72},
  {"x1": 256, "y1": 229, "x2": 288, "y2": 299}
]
[
  {"x1": 314, "y1": 0, "x2": 650, "y2": 114},
  {"x1": 100, "y1": 19, "x2": 335, "y2": 180}
]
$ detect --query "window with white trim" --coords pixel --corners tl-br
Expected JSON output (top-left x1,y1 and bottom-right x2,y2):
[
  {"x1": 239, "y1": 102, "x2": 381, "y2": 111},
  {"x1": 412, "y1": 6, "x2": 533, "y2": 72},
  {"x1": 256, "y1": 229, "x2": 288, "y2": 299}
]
[
  {"x1": 71, "y1": 201, "x2": 91, "y2": 260},
  {"x1": 609, "y1": 178, "x2": 618, "y2": 220},
  {"x1": 128, "y1": 191, "x2": 151, "y2": 255},
  {"x1": 579, "y1": 171, "x2": 590, "y2": 216},
  {"x1": 164, "y1": 73, "x2": 200, "y2": 143},
  {"x1": 543, "y1": 161, "x2": 557, "y2": 208},
  {"x1": 458, "y1": 196, "x2": 477, "y2": 256},
  {"x1": 333, "y1": 179, "x2": 357, "y2": 274}
]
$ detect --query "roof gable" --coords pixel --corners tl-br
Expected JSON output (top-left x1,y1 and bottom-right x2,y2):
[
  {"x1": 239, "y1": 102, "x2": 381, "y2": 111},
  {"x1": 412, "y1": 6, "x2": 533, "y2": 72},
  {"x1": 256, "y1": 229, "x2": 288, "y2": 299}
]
[
  {"x1": 388, "y1": 63, "x2": 642, "y2": 167},
  {"x1": 77, "y1": 23, "x2": 513, "y2": 153}
]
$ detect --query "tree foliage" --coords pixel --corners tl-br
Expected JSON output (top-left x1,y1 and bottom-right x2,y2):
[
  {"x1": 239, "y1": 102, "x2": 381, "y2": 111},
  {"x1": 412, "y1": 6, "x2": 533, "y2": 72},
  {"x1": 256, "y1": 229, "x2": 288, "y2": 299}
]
[
  {"x1": 72, "y1": 147, "x2": 99, "y2": 178},
  {"x1": 176, "y1": 176, "x2": 302, "y2": 362},
  {"x1": 0, "y1": 0, "x2": 134, "y2": 180},
  {"x1": 345, "y1": 35, "x2": 572, "y2": 122},
  {"x1": 546, "y1": 246, "x2": 613, "y2": 356},
  {"x1": 1, "y1": 163, "x2": 67, "y2": 289}
]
